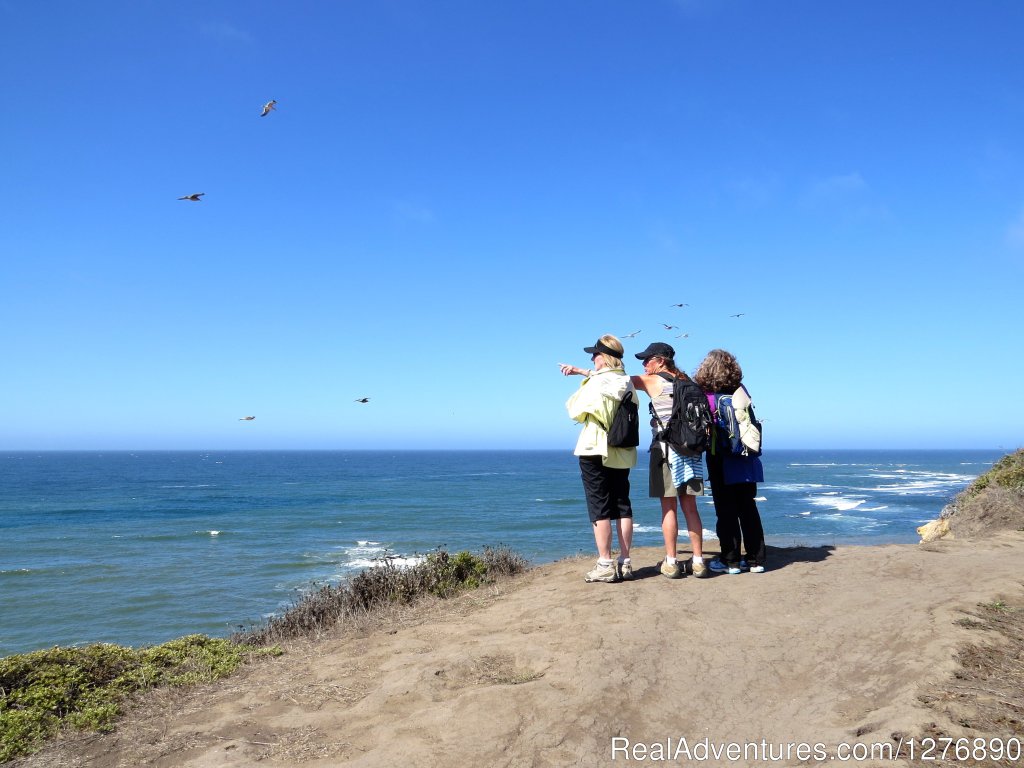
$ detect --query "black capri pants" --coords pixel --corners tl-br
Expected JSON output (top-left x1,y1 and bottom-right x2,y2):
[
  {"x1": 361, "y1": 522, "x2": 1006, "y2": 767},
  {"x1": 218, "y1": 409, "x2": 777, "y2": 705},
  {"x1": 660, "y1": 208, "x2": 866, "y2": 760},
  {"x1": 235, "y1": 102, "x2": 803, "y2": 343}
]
[{"x1": 578, "y1": 455, "x2": 633, "y2": 524}]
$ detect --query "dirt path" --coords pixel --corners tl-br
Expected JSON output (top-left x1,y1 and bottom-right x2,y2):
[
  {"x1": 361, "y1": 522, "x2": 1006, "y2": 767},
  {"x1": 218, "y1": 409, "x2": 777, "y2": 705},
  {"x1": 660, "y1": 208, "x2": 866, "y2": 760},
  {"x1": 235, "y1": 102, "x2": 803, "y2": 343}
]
[{"x1": 23, "y1": 532, "x2": 1024, "y2": 768}]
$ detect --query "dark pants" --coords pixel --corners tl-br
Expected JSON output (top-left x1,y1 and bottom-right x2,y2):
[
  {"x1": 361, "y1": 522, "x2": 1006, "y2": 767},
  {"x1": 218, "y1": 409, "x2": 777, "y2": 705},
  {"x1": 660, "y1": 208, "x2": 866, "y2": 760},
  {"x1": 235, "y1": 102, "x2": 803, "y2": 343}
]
[
  {"x1": 706, "y1": 455, "x2": 766, "y2": 566},
  {"x1": 578, "y1": 455, "x2": 633, "y2": 524}
]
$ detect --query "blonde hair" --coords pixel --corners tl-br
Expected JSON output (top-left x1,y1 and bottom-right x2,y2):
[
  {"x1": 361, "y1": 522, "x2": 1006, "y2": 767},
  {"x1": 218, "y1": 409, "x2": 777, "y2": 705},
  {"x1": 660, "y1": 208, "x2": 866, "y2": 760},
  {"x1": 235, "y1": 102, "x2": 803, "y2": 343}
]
[{"x1": 595, "y1": 334, "x2": 624, "y2": 371}]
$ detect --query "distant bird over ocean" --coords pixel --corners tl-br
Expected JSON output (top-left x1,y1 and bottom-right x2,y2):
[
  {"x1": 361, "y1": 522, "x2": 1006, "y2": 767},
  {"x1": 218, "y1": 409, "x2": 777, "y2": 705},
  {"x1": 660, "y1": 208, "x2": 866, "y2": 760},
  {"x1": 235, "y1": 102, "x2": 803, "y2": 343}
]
[
  {"x1": 661, "y1": 323, "x2": 679, "y2": 330},
  {"x1": 670, "y1": 303, "x2": 689, "y2": 308},
  {"x1": 260, "y1": 100, "x2": 277, "y2": 117},
  {"x1": 354, "y1": 397, "x2": 370, "y2": 403},
  {"x1": 730, "y1": 313, "x2": 746, "y2": 318},
  {"x1": 675, "y1": 332, "x2": 690, "y2": 339},
  {"x1": 239, "y1": 416, "x2": 255, "y2": 421},
  {"x1": 178, "y1": 193, "x2": 204, "y2": 201},
  {"x1": 621, "y1": 330, "x2": 641, "y2": 338}
]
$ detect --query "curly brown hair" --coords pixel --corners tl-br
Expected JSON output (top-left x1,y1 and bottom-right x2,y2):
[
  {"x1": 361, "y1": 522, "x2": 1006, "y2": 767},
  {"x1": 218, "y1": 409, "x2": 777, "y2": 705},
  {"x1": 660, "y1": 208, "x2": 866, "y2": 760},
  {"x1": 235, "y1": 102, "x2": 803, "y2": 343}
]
[{"x1": 694, "y1": 349, "x2": 743, "y2": 393}]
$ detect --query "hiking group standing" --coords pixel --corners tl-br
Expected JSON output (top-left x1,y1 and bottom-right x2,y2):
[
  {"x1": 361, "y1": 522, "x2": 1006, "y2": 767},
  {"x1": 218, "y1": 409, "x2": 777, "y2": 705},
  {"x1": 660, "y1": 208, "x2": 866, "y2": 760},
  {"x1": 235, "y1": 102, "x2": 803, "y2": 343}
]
[{"x1": 560, "y1": 336, "x2": 765, "y2": 582}]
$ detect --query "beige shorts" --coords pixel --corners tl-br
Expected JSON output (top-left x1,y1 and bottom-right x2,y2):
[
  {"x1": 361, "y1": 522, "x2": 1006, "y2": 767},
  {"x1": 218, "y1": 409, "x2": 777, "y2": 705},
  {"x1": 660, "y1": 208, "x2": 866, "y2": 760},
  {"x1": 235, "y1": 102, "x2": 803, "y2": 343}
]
[{"x1": 648, "y1": 442, "x2": 704, "y2": 498}]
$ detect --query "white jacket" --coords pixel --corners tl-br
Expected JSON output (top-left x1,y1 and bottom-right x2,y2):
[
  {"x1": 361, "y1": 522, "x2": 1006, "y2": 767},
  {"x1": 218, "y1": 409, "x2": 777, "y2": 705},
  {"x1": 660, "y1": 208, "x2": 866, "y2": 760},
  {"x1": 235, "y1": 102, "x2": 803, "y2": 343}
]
[{"x1": 565, "y1": 368, "x2": 637, "y2": 469}]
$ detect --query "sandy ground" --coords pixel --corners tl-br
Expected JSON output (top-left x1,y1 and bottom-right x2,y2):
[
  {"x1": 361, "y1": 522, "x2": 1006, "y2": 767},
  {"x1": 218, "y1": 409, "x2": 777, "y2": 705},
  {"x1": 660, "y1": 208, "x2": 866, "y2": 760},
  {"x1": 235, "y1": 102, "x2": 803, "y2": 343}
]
[{"x1": 20, "y1": 531, "x2": 1024, "y2": 768}]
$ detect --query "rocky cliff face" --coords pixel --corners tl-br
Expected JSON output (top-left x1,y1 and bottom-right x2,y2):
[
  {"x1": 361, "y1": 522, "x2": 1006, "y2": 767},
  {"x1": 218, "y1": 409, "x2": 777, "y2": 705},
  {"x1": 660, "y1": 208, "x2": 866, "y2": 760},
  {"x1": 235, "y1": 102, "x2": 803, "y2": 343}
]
[{"x1": 919, "y1": 449, "x2": 1024, "y2": 541}]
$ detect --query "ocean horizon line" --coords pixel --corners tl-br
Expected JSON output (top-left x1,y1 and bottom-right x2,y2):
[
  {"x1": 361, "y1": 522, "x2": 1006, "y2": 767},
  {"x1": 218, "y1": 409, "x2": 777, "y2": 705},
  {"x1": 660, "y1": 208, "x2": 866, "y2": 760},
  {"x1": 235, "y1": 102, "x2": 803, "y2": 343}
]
[{"x1": 2, "y1": 446, "x2": 1013, "y2": 454}]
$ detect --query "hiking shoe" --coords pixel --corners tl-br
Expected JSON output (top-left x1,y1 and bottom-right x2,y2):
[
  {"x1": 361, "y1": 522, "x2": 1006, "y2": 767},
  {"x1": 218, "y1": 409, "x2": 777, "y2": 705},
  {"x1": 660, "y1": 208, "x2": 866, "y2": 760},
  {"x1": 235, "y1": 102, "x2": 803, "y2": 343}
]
[
  {"x1": 748, "y1": 563, "x2": 766, "y2": 574},
  {"x1": 708, "y1": 558, "x2": 741, "y2": 575},
  {"x1": 690, "y1": 559, "x2": 709, "y2": 579},
  {"x1": 660, "y1": 560, "x2": 683, "y2": 579},
  {"x1": 739, "y1": 559, "x2": 749, "y2": 571},
  {"x1": 618, "y1": 561, "x2": 634, "y2": 580},
  {"x1": 585, "y1": 561, "x2": 619, "y2": 583}
]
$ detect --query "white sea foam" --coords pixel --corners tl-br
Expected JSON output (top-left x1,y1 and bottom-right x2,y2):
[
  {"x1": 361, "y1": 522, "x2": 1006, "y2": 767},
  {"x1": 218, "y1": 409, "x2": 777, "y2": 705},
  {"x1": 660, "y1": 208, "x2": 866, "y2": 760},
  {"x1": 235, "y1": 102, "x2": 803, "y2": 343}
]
[
  {"x1": 814, "y1": 512, "x2": 883, "y2": 528},
  {"x1": 347, "y1": 544, "x2": 387, "y2": 556},
  {"x1": 680, "y1": 528, "x2": 719, "y2": 541},
  {"x1": 806, "y1": 494, "x2": 867, "y2": 512},
  {"x1": 788, "y1": 462, "x2": 870, "y2": 468},
  {"x1": 754, "y1": 496, "x2": 767, "y2": 502},
  {"x1": 865, "y1": 474, "x2": 972, "y2": 494},
  {"x1": 767, "y1": 482, "x2": 831, "y2": 492},
  {"x1": 635, "y1": 524, "x2": 718, "y2": 540},
  {"x1": 346, "y1": 555, "x2": 424, "y2": 570}
]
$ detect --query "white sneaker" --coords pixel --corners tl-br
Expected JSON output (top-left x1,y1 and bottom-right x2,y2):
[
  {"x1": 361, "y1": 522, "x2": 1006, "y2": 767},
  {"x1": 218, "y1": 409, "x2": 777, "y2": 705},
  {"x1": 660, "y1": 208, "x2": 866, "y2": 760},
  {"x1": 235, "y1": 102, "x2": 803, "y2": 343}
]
[
  {"x1": 584, "y1": 561, "x2": 619, "y2": 583},
  {"x1": 708, "y1": 558, "x2": 741, "y2": 575}
]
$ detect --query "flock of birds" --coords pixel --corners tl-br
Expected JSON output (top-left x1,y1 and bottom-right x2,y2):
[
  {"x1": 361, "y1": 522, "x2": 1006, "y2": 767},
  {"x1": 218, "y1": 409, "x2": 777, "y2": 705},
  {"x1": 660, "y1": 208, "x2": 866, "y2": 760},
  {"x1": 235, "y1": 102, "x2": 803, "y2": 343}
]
[
  {"x1": 238, "y1": 396, "x2": 370, "y2": 422},
  {"x1": 179, "y1": 101, "x2": 278, "y2": 203},
  {"x1": 225, "y1": 100, "x2": 370, "y2": 422},
  {"x1": 620, "y1": 304, "x2": 746, "y2": 341},
  {"x1": 202, "y1": 111, "x2": 742, "y2": 420}
]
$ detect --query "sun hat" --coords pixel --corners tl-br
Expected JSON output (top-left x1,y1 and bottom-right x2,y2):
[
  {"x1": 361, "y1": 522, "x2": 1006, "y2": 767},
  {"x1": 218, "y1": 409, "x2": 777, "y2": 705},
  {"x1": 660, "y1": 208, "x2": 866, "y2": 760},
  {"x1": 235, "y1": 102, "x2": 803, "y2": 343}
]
[{"x1": 583, "y1": 339, "x2": 623, "y2": 359}]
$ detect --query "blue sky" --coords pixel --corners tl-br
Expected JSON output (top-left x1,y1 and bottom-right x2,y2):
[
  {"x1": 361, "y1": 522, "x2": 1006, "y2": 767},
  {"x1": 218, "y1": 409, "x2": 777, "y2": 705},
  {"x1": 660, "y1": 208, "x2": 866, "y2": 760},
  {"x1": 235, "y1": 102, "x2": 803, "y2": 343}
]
[{"x1": 1, "y1": 0, "x2": 1021, "y2": 451}]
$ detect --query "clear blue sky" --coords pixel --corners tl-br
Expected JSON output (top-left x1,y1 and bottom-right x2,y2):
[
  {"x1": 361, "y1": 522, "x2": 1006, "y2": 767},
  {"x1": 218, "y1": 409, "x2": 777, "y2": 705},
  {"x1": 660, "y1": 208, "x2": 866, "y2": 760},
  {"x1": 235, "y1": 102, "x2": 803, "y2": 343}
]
[{"x1": 2, "y1": 1, "x2": 1021, "y2": 451}]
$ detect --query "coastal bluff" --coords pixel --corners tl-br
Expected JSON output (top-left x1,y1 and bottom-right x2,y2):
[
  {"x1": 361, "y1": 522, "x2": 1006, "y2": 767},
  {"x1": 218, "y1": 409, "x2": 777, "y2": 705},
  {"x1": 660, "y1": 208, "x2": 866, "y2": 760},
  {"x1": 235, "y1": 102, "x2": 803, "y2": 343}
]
[{"x1": 17, "y1": 532, "x2": 1024, "y2": 767}]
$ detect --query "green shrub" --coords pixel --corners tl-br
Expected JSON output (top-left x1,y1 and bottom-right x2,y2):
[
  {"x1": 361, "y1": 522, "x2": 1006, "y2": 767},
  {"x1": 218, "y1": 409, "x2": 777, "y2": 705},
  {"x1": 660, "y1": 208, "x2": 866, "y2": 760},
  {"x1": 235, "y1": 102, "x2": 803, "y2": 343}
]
[
  {"x1": 963, "y1": 449, "x2": 1024, "y2": 499},
  {"x1": 239, "y1": 546, "x2": 529, "y2": 645},
  {"x1": 0, "y1": 636, "x2": 279, "y2": 762}
]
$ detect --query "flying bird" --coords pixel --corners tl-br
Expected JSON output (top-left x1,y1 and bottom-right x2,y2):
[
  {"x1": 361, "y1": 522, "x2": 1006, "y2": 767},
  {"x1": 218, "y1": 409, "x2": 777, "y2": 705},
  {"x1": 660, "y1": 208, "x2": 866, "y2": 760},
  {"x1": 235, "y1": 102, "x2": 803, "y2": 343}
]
[
  {"x1": 729, "y1": 313, "x2": 746, "y2": 318},
  {"x1": 675, "y1": 332, "x2": 690, "y2": 339},
  {"x1": 239, "y1": 416, "x2": 255, "y2": 421},
  {"x1": 178, "y1": 193, "x2": 205, "y2": 201},
  {"x1": 621, "y1": 330, "x2": 641, "y2": 338},
  {"x1": 661, "y1": 323, "x2": 679, "y2": 330},
  {"x1": 260, "y1": 100, "x2": 277, "y2": 117},
  {"x1": 670, "y1": 303, "x2": 689, "y2": 308},
  {"x1": 354, "y1": 397, "x2": 370, "y2": 403}
]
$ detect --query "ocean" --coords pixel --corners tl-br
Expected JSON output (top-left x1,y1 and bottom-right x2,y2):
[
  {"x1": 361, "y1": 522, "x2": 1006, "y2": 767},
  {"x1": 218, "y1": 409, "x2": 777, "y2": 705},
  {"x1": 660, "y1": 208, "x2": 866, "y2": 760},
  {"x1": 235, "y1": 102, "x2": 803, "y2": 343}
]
[{"x1": 0, "y1": 449, "x2": 1003, "y2": 656}]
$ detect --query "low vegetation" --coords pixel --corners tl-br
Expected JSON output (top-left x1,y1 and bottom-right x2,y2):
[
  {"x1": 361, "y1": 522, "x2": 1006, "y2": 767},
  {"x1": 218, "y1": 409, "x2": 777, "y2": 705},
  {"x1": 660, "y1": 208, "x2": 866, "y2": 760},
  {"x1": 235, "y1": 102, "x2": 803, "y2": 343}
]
[
  {"x1": 1, "y1": 546, "x2": 530, "y2": 762},
  {"x1": 940, "y1": 449, "x2": 1024, "y2": 537},
  {"x1": 960, "y1": 449, "x2": 1024, "y2": 500},
  {"x1": 905, "y1": 595, "x2": 1024, "y2": 767},
  {"x1": 0, "y1": 635, "x2": 281, "y2": 762},
  {"x1": 237, "y1": 546, "x2": 529, "y2": 646}
]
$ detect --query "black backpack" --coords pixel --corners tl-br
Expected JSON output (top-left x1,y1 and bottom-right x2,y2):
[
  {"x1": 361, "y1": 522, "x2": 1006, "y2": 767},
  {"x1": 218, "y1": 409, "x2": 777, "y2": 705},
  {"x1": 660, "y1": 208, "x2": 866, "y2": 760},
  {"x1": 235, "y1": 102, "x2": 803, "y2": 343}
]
[
  {"x1": 607, "y1": 389, "x2": 640, "y2": 448},
  {"x1": 651, "y1": 373, "x2": 711, "y2": 456}
]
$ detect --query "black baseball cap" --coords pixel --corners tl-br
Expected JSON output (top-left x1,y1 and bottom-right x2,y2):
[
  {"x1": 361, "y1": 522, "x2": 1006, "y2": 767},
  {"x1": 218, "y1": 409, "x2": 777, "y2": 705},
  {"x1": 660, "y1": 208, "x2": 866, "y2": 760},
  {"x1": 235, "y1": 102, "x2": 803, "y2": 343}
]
[{"x1": 634, "y1": 342, "x2": 675, "y2": 360}]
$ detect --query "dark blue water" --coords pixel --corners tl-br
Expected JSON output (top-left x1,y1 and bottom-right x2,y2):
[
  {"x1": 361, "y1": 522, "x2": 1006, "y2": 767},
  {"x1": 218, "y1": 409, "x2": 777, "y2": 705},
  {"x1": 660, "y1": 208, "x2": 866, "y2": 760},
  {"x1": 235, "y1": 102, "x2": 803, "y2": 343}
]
[{"x1": 0, "y1": 449, "x2": 1002, "y2": 655}]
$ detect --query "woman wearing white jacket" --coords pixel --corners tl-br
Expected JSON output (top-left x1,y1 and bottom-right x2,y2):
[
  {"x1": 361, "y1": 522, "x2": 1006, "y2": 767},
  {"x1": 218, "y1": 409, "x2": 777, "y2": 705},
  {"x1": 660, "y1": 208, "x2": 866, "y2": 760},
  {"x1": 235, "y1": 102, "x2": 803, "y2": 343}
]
[{"x1": 559, "y1": 334, "x2": 638, "y2": 583}]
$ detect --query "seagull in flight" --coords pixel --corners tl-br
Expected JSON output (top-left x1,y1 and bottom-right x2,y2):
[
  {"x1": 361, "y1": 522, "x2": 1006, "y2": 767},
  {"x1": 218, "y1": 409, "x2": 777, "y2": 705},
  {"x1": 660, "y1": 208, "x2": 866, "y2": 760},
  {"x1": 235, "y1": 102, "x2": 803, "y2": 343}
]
[
  {"x1": 675, "y1": 332, "x2": 690, "y2": 339},
  {"x1": 660, "y1": 323, "x2": 679, "y2": 330},
  {"x1": 260, "y1": 100, "x2": 277, "y2": 117},
  {"x1": 178, "y1": 193, "x2": 205, "y2": 201},
  {"x1": 621, "y1": 330, "x2": 641, "y2": 338},
  {"x1": 670, "y1": 303, "x2": 689, "y2": 308},
  {"x1": 238, "y1": 416, "x2": 255, "y2": 421},
  {"x1": 729, "y1": 313, "x2": 746, "y2": 318},
  {"x1": 354, "y1": 397, "x2": 370, "y2": 403}
]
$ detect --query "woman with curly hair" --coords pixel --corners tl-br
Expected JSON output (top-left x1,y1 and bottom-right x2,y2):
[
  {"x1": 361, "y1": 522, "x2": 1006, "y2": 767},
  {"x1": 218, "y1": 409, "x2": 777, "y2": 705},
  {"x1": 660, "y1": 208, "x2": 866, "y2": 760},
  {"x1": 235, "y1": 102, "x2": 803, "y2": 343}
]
[{"x1": 694, "y1": 348, "x2": 766, "y2": 574}]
